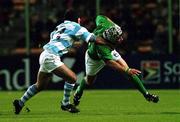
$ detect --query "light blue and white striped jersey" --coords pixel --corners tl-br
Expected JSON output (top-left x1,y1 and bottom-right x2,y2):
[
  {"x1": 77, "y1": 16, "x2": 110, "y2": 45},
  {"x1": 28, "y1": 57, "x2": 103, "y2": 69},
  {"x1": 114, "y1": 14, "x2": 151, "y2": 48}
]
[{"x1": 43, "y1": 20, "x2": 94, "y2": 56}]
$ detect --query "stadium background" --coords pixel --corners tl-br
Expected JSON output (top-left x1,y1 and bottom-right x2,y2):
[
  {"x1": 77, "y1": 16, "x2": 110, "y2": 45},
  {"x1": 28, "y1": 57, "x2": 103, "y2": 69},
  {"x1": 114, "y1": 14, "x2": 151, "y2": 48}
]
[
  {"x1": 0, "y1": 1, "x2": 180, "y2": 122},
  {"x1": 0, "y1": 0, "x2": 179, "y2": 90}
]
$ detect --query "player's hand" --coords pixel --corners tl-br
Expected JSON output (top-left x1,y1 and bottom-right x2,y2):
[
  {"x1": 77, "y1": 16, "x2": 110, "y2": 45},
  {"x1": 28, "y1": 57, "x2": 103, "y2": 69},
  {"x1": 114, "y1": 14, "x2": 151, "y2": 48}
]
[{"x1": 127, "y1": 68, "x2": 141, "y2": 75}]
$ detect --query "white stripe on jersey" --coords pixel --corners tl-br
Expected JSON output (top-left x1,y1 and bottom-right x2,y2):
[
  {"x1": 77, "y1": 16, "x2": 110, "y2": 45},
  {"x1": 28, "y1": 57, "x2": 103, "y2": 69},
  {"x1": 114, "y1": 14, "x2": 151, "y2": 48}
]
[{"x1": 43, "y1": 20, "x2": 93, "y2": 56}]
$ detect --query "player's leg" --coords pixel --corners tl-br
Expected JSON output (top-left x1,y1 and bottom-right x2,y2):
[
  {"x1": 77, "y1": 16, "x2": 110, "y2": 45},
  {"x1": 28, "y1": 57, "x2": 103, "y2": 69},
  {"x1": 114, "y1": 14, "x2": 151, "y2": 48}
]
[
  {"x1": 74, "y1": 51, "x2": 105, "y2": 106},
  {"x1": 76, "y1": 75, "x2": 96, "y2": 95},
  {"x1": 118, "y1": 58, "x2": 159, "y2": 103},
  {"x1": 14, "y1": 51, "x2": 63, "y2": 114},
  {"x1": 13, "y1": 71, "x2": 52, "y2": 114},
  {"x1": 120, "y1": 58, "x2": 148, "y2": 95},
  {"x1": 73, "y1": 75, "x2": 96, "y2": 106},
  {"x1": 52, "y1": 64, "x2": 79, "y2": 113},
  {"x1": 52, "y1": 65, "x2": 77, "y2": 105}
]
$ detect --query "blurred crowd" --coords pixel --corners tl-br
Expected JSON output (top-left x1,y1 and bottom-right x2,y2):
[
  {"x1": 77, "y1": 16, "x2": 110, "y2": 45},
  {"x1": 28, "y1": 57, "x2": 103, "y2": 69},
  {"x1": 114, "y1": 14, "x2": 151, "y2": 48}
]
[{"x1": 0, "y1": 0, "x2": 179, "y2": 55}]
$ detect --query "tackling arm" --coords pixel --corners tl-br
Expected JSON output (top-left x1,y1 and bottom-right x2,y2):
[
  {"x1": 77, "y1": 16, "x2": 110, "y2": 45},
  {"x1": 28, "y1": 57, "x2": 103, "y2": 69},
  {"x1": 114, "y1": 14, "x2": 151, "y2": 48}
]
[{"x1": 89, "y1": 35, "x2": 109, "y2": 45}]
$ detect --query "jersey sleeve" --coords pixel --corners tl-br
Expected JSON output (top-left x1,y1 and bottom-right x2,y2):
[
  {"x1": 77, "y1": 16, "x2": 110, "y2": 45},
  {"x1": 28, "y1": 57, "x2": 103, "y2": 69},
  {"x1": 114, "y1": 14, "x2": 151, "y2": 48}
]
[
  {"x1": 75, "y1": 26, "x2": 95, "y2": 43},
  {"x1": 96, "y1": 45, "x2": 121, "y2": 61},
  {"x1": 96, "y1": 45, "x2": 113, "y2": 60}
]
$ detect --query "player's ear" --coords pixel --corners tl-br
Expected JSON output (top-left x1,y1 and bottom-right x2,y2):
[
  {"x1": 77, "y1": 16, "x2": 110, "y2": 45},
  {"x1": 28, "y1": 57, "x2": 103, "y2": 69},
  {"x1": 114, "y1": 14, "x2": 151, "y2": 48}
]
[{"x1": 78, "y1": 17, "x2": 81, "y2": 24}]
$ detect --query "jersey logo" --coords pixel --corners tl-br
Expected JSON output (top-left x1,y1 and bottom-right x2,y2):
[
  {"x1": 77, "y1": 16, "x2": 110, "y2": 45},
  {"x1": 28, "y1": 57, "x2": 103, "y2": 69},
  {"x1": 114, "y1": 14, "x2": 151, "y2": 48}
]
[{"x1": 113, "y1": 52, "x2": 119, "y2": 57}]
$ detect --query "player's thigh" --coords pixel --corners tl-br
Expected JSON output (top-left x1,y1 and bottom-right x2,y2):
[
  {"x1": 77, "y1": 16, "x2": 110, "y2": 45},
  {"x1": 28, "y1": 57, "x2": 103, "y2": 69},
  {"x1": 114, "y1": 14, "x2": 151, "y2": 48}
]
[
  {"x1": 39, "y1": 50, "x2": 64, "y2": 73},
  {"x1": 39, "y1": 50, "x2": 76, "y2": 82},
  {"x1": 52, "y1": 64, "x2": 77, "y2": 83},
  {"x1": 85, "y1": 51, "x2": 105, "y2": 76},
  {"x1": 36, "y1": 71, "x2": 52, "y2": 90}
]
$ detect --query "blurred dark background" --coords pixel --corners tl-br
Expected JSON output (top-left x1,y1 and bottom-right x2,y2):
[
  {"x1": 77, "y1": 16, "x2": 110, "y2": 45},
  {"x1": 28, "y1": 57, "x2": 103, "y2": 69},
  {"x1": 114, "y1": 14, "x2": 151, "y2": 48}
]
[
  {"x1": 0, "y1": 0, "x2": 179, "y2": 55},
  {"x1": 0, "y1": 0, "x2": 179, "y2": 90}
]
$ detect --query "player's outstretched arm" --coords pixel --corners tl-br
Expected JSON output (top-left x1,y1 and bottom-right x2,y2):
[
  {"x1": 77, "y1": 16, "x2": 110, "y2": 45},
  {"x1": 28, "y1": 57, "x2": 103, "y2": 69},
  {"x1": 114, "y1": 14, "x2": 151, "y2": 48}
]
[
  {"x1": 105, "y1": 59, "x2": 126, "y2": 73},
  {"x1": 105, "y1": 58, "x2": 141, "y2": 75}
]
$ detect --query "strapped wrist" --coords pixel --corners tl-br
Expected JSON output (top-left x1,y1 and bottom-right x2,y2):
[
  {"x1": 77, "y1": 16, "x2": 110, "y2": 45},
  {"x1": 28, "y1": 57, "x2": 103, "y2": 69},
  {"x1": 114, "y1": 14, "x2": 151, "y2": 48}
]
[{"x1": 125, "y1": 68, "x2": 131, "y2": 74}]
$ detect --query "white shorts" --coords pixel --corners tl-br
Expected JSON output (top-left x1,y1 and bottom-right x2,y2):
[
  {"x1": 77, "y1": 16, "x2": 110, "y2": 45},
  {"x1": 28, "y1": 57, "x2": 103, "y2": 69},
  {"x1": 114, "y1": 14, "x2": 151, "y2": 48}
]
[
  {"x1": 85, "y1": 51, "x2": 105, "y2": 76},
  {"x1": 85, "y1": 50, "x2": 122, "y2": 76},
  {"x1": 39, "y1": 50, "x2": 64, "y2": 73}
]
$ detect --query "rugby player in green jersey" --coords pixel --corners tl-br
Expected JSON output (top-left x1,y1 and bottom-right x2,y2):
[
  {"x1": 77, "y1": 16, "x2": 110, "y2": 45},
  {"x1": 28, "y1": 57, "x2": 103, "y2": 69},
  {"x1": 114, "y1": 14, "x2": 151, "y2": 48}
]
[{"x1": 73, "y1": 15, "x2": 159, "y2": 107}]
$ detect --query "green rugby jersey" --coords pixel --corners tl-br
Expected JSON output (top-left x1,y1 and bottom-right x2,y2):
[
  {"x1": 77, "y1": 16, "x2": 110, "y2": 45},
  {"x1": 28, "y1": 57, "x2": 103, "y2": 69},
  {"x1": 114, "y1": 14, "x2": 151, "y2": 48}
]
[
  {"x1": 88, "y1": 43, "x2": 114, "y2": 60},
  {"x1": 88, "y1": 15, "x2": 115, "y2": 61}
]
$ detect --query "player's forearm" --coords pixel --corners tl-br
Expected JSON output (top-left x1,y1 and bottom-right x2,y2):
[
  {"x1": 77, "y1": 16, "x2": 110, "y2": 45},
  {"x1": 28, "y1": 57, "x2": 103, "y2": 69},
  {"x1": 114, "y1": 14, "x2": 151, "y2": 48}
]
[
  {"x1": 105, "y1": 60, "x2": 126, "y2": 73},
  {"x1": 88, "y1": 33, "x2": 109, "y2": 45},
  {"x1": 106, "y1": 60, "x2": 141, "y2": 75}
]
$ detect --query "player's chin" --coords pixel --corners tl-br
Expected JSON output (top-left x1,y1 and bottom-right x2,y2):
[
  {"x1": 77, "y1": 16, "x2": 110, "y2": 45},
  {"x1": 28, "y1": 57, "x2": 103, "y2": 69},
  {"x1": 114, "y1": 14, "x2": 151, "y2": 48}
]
[
  {"x1": 117, "y1": 36, "x2": 124, "y2": 43},
  {"x1": 116, "y1": 39, "x2": 123, "y2": 44}
]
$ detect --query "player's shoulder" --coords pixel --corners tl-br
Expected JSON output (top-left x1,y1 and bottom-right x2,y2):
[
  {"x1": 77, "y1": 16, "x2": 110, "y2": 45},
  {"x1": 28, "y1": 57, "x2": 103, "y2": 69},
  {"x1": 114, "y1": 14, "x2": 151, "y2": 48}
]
[
  {"x1": 64, "y1": 20, "x2": 83, "y2": 31},
  {"x1": 64, "y1": 20, "x2": 80, "y2": 27},
  {"x1": 96, "y1": 15, "x2": 107, "y2": 26},
  {"x1": 96, "y1": 15, "x2": 114, "y2": 26}
]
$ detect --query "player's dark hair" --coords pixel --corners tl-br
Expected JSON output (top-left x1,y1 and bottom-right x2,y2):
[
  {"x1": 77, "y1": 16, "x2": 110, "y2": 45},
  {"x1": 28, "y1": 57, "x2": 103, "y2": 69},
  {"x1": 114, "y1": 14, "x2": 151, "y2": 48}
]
[{"x1": 64, "y1": 9, "x2": 78, "y2": 22}]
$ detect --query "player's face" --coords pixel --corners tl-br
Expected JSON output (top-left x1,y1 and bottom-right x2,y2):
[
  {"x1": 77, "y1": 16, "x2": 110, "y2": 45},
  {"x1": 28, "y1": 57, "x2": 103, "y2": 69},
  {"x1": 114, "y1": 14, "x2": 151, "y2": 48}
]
[
  {"x1": 117, "y1": 35, "x2": 123, "y2": 44},
  {"x1": 110, "y1": 35, "x2": 123, "y2": 48}
]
